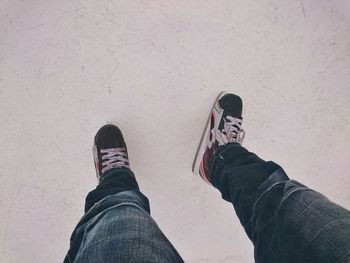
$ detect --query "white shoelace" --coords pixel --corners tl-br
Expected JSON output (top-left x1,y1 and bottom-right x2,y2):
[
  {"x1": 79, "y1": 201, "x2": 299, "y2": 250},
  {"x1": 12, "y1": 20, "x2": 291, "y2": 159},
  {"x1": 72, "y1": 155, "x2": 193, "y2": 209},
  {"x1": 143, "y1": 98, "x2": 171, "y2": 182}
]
[
  {"x1": 218, "y1": 116, "x2": 245, "y2": 145},
  {"x1": 101, "y1": 147, "x2": 130, "y2": 173}
]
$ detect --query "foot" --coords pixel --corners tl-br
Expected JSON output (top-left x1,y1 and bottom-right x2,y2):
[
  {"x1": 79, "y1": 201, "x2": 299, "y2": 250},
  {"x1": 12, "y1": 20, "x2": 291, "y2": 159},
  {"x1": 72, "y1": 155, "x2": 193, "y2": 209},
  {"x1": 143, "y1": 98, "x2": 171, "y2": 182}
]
[
  {"x1": 192, "y1": 92, "x2": 245, "y2": 184},
  {"x1": 93, "y1": 124, "x2": 130, "y2": 182}
]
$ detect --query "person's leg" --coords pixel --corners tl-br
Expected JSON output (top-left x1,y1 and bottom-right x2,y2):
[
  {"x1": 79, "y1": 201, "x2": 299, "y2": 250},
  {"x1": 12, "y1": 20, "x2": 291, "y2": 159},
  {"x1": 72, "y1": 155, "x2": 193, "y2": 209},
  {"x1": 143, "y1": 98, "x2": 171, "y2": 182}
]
[
  {"x1": 65, "y1": 125, "x2": 183, "y2": 263},
  {"x1": 193, "y1": 92, "x2": 350, "y2": 263},
  {"x1": 211, "y1": 143, "x2": 350, "y2": 263}
]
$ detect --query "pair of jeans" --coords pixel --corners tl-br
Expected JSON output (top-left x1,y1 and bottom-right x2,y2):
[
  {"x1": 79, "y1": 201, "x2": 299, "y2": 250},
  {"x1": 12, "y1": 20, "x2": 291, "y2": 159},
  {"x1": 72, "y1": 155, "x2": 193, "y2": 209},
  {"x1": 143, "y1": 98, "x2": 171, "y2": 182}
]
[{"x1": 65, "y1": 143, "x2": 350, "y2": 263}]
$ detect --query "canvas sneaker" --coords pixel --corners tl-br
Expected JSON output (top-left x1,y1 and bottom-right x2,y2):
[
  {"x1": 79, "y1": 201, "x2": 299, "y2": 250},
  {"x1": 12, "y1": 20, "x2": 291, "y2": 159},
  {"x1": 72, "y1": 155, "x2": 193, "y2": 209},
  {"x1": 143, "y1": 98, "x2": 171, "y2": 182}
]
[
  {"x1": 192, "y1": 92, "x2": 245, "y2": 184},
  {"x1": 93, "y1": 124, "x2": 130, "y2": 182}
]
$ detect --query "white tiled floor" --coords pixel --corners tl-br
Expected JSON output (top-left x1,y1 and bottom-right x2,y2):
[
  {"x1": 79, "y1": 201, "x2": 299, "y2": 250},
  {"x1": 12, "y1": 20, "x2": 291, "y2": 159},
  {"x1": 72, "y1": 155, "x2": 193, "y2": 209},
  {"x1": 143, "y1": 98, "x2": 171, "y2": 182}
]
[{"x1": 1, "y1": 0, "x2": 350, "y2": 262}]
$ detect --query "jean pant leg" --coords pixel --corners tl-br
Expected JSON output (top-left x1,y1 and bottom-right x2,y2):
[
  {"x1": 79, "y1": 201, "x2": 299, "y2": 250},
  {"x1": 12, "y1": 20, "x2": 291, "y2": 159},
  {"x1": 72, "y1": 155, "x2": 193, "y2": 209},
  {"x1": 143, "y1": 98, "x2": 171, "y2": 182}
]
[
  {"x1": 211, "y1": 143, "x2": 350, "y2": 263},
  {"x1": 65, "y1": 169, "x2": 184, "y2": 263},
  {"x1": 84, "y1": 167, "x2": 141, "y2": 213}
]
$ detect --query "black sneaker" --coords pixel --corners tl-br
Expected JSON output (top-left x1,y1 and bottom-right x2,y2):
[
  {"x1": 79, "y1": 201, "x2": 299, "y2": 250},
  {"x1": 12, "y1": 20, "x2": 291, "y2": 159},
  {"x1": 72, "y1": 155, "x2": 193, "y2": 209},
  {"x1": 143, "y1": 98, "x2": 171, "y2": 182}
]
[
  {"x1": 93, "y1": 124, "x2": 130, "y2": 182},
  {"x1": 192, "y1": 92, "x2": 245, "y2": 184}
]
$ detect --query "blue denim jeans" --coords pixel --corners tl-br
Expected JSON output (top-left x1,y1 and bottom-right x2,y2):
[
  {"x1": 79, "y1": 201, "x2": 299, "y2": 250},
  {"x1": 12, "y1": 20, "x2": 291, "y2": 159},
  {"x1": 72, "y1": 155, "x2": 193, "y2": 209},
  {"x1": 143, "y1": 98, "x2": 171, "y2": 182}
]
[
  {"x1": 65, "y1": 143, "x2": 350, "y2": 263},
  {"x1": 64, "y1": 169, "x2": 184, "y2": 263}
]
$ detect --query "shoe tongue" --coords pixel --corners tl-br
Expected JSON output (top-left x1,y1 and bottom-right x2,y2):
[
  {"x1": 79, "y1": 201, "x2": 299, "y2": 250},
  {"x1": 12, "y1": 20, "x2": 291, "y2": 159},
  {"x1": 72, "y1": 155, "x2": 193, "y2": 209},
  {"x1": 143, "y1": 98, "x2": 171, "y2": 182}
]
[{"x1": 223, "y1": 111, "x2": 242, "y2": 120}]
